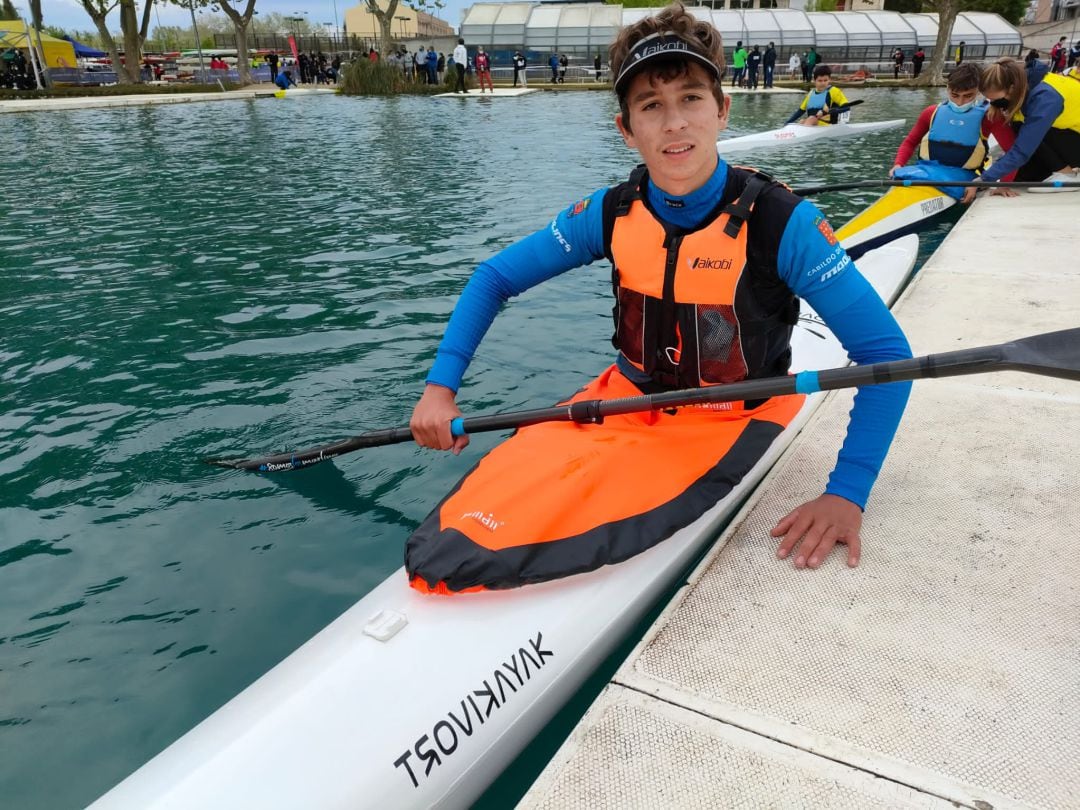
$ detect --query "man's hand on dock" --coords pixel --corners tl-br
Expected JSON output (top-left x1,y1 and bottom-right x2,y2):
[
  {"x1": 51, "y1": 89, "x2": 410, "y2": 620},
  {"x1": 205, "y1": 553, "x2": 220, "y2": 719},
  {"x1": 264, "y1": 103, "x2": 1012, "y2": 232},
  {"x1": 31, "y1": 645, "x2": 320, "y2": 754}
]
[{"x1": 772, "y1": 494, "x2": 863, "y2": 569}]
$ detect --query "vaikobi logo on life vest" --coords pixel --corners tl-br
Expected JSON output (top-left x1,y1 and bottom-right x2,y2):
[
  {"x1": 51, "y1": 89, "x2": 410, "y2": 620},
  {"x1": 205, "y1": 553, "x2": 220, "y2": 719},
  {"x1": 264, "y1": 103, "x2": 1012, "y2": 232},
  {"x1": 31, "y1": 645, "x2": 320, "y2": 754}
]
[
  {"x1": 461, "y1": 511, "x2": 505, "y2": 531},
  {"x1": 688, "y1": 257, "x2": 733, "y2": 270}
]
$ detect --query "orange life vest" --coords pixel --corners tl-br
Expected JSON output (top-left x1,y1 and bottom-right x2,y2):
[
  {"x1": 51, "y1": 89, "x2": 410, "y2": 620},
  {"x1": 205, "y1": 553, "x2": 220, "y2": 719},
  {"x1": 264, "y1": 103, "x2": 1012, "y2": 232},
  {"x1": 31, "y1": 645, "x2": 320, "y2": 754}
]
[{"x1": 604, "y1": 167, "x2": 799, "y2": 389}]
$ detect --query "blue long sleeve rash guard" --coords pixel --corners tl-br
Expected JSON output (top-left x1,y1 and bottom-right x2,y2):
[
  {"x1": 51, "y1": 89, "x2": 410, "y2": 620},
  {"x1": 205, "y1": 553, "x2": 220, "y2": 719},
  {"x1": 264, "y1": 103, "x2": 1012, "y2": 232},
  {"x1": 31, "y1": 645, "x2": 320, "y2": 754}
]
[
  {"x1": 981, "y1": 63, "x2": 1062, "y2": 183},
  {"x1": 427, "y1": 160, "x2": 912, "y2": 509}
]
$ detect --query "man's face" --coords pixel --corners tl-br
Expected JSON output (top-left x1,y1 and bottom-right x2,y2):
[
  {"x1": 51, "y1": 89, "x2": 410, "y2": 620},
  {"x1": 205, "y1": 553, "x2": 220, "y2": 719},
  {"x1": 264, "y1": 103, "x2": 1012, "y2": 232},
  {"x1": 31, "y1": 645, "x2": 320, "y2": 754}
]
[
  {"x1": 947, "y1": 87, "x2": 978, "y2": 107},
  {"x1": 813, "y1": 74, "x2": 830, "y2": 92},
  {"x1": 615, "y1": 63, "x2": 731, "y2": 196}
]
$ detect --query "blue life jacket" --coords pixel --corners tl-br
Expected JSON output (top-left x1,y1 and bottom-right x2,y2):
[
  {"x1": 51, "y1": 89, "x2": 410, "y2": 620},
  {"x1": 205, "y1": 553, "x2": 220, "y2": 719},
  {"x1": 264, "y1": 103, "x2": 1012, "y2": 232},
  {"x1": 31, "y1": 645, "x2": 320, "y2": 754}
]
[
  {"x1": 804, "y1": 87, "x2": 834, "y2": 116},
  {"x1": 918, "y1": 101, "x2": 988, "y2": 171}
]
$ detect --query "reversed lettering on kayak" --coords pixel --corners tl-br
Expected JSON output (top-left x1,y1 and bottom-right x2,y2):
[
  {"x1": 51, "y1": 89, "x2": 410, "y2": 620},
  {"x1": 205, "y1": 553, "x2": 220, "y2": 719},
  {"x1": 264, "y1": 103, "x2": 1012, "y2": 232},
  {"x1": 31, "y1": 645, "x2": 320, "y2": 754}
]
[
  {"x1": 774, "y1": 130, "x2": 796, "y2": 140},
  {"x1": 461, "y1": 510, "x2": 505, "y2": 532},
  {"x1": 919, "y1": 197, "x2": 946, "y2": 216},
  {"x1": 392, "y1": 632, "x2": 555, "y2": 789}
]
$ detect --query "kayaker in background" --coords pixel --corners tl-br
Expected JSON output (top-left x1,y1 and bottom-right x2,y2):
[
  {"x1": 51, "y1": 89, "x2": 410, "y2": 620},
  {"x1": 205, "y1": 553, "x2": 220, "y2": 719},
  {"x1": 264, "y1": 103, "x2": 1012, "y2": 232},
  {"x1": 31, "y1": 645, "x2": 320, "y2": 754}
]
[
  {"x1": 889, "y1": 63, "x2": 1018, "y2": 201},
  {"x1": 410, "y1": 2, "x2": 913, "y2": 575},
  {"x1": 962, "y1": 57, "x2": 1080, "y2": 202},
  {"x1": 785, "y1": 65, "x2": 851, "y2": 126}
]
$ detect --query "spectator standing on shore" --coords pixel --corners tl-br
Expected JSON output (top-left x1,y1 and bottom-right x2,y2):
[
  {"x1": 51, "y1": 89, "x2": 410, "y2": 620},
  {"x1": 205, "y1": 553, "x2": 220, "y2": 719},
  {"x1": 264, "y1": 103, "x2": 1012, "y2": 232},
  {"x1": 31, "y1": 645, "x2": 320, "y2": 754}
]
[
  {"x1": 788, "y1": 51, "x2": 800, "y2": 80},
  {"x1": 800, "y1": 51, "x2": 810, "y2": 82},
  {"x1": 559, "y1": 53, "x2": 568, "y2": 83},
  {"x1": 267, "y1": 51, "x2": 279, "y2": 83},
  {"x1": 763, "y1": 42, "x2": 776, "y2": 88},
  {"x1": 594, "y1": 53, "x2": 602, "y2": 81},
  {"x1": 1050, "y1": 37, "x2": 1067, "y2": 73},
  {"x1": 438, "y1": 52, "x2": 446, "y2": 83},
  {"x1": 427, "y1": 46, "x2": 439, "y2": 85},
  {"x1": 1025, "y1": 49, "x2": 1040, "y2": 68},
  {"x1": 452, "y1": 38, "x2": 467, "y2": 92},
  {"x1": 746, "y1": 45, "x2": 761, "y2": 90},
  {"x1": 955, "y1": 41, "x2": 965, "y2": 66},
  {"x1": 731, "y1": 41, "x2": 746, "y2": 87},
  {"x1": 806, "y1": 46, "x2": 819, "y2": 77},
  {"x1": 513, "y1": 51, "x2": 527, "y2": 87},
  {"x1": 475, "y1": 47, "x2": 493, "y2": 93},
  {"x1": 549, "y1": 53, "x2": 559, "y2": 83},
  {"x1": 893, "y1": 48, "x2": 904, "y2": 80},
  {"x1": 912, "y1": 47, "x2": 925, "y2": 79},
  {"x1": 415, "y1": 47, "x2": 426, "y2": 83},
  {"x1": 1070, "y1": 41, "x2": 1080, "y2": 68}
]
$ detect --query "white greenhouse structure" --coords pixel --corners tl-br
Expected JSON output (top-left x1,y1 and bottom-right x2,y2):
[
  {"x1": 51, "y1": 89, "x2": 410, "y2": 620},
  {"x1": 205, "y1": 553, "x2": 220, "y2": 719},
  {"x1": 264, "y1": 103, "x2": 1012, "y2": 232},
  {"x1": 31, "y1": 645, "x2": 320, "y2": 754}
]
[{"x1": 459, "y1": 3, "x2": 1023, "y2": 70}]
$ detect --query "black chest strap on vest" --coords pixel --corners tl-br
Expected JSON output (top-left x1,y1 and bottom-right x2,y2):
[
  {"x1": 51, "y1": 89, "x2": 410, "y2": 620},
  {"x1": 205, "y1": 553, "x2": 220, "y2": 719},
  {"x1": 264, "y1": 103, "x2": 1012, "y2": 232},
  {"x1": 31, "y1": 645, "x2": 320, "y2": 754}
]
[
  {"x1": 721, "y1": 172, "x2": 774, "y2": 238},
  {"x1": 603, "y1": 164, "x2": 648, "y2": 264}
]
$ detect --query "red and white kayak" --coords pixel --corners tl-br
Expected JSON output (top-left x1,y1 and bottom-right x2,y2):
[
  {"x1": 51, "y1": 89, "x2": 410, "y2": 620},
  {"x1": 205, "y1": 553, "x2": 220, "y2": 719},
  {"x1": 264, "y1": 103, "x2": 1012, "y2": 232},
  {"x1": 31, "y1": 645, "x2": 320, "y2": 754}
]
[
  {"x1": 91, "y1": 235, "x2": 920, "y2": 810},
  {"x1": 717, "y1": 119, "x2": 905, "y2": 154}
]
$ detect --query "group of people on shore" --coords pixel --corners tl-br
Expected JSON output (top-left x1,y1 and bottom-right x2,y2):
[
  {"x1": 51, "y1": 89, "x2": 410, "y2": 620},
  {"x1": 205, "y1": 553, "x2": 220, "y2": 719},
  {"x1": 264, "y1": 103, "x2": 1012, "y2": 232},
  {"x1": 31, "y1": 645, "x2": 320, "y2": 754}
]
[
  {"x1": 1026, "y1": 37, "x2": 1080, "y2": 74},
  {"x1": 266, "y1": 50, "x2": 342, "y2": 89},
  {"x1": 728, "y1": 41, "x2": 779, "y2": 89}
]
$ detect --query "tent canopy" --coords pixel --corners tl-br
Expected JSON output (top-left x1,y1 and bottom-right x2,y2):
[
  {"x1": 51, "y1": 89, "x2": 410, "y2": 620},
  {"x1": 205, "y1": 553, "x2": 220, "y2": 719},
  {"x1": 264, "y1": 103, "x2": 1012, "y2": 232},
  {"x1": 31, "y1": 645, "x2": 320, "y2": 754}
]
[
  {"x1": 0, "y1": 20, "x2": 77, "y2": 68},
  {"x1": 62, "y1": 35, "x2": 106, "y2": 58},
  {"x1": 459, "y1": 4, "x2": 1022, "y2": 59}
]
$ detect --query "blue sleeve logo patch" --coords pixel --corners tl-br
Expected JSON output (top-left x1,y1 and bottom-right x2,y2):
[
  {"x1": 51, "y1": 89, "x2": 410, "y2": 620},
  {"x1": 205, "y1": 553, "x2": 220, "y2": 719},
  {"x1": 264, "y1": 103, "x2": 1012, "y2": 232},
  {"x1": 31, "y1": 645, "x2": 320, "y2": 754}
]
[{"x1": 568, "y1": 198, "x2": 591, "y2": 218}]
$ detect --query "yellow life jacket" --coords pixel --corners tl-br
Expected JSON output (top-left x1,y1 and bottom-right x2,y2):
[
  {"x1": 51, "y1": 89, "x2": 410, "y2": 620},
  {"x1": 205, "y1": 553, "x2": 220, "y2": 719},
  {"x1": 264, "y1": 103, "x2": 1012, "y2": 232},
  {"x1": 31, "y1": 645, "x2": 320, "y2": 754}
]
[{"x1": 1014, "y1": 71, "x2": 1080, "y2": 134}]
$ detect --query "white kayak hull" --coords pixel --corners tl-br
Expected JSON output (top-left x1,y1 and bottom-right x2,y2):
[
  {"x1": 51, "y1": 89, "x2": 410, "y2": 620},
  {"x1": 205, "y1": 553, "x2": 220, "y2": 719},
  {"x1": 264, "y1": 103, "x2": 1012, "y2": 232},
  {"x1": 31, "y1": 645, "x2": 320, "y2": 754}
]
[
  {"x1": 91, "y1": 235, "x2": 920, "y2": 810},
  {"x1": 837, "y1": 184, "x2": 957, "y2": 259},
  {"x1": 717, "y1": 119, "x2": 905, "y2": 154}
]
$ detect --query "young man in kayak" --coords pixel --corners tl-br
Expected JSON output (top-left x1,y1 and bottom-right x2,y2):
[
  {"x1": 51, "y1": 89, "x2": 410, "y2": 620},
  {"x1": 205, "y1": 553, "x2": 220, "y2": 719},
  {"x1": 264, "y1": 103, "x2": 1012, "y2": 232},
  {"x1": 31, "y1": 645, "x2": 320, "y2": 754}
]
[
  {"x1": 785, "y1": 65, "x2": 851, "y2": 126},
  {"x1": 962, "y1": 57, "x2": 1080, "y2": 201},
  {"x1": 889, "y1": 63, "x2": 1018, "y2": 200},
  {"x1": 410, "y1": 3, "x2": 912, "y2": 581}
]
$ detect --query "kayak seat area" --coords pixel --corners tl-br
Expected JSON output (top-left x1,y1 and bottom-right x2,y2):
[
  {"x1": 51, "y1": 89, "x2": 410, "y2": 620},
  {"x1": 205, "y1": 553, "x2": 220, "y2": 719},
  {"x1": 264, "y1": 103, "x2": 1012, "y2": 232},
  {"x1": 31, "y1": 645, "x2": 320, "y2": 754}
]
[{"x1": 519, "y1": 192, "x2": 1080, "y2": 808}]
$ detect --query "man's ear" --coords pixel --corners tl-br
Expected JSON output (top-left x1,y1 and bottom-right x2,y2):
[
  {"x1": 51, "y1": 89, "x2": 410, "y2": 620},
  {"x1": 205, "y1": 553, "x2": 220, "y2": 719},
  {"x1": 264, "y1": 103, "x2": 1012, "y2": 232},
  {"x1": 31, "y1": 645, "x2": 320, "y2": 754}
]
[
  {"x1": 717, "y1": 94, "x2": 732, "y2": 130},
  {"x1": 615, "y1": 112, "x2": 635, "y2": 148}
]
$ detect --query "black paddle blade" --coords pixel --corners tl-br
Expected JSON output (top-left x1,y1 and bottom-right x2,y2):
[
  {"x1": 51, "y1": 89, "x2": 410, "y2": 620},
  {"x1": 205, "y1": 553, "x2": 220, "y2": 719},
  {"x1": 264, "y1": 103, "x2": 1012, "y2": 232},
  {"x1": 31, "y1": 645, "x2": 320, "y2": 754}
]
[{"x1": 1001, "y1": 327, "x2": 1080, "y2": 381}]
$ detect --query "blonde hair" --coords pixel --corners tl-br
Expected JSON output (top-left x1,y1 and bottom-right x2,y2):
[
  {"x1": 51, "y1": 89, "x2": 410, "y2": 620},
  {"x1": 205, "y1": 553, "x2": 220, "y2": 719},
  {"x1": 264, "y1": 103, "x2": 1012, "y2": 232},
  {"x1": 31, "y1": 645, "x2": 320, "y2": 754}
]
[
  {"x1": 609, "y1": 3, "x2": 725, "y2": 131},
  {"x1": 980, "y1": 58, "x2": 1028, "y2": 121}
]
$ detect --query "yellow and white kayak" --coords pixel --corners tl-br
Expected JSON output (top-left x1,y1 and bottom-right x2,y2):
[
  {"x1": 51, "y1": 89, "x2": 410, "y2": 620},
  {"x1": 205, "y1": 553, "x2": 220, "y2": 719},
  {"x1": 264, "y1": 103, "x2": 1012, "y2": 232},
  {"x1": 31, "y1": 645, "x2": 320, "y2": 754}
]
[{"x1": 837, "y1": 184, "x2": 955, "y2": 259}]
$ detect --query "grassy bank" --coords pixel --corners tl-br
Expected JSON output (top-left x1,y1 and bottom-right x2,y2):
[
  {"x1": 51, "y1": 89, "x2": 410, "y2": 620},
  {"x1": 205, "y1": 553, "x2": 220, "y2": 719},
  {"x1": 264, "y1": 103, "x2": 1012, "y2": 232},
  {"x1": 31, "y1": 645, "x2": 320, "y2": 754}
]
[{"x1": 339, "y1": 59, "x2": 475, "y2": 96}]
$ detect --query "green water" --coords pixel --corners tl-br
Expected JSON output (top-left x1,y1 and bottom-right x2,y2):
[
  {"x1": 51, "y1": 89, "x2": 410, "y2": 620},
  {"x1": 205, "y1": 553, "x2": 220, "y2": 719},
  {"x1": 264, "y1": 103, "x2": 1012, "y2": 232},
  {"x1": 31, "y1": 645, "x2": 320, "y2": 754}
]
[{"x1": 1, "y1": 86, "x2": 948, "y2": 809}]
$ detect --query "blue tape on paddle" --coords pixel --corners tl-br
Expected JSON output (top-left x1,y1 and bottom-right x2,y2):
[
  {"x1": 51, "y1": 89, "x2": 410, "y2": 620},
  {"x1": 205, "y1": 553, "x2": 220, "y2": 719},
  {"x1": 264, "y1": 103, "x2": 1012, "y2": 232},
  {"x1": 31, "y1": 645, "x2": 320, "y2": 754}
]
[
  {"x1": 450, "y1": 417, "x2": 465, "y2": 437},
  {"x1": 795, "y1": 370, "x2": 821, "y2": 394},
  {"x1": 902, "y1": 179, "x2": 913, "y2": 186}
]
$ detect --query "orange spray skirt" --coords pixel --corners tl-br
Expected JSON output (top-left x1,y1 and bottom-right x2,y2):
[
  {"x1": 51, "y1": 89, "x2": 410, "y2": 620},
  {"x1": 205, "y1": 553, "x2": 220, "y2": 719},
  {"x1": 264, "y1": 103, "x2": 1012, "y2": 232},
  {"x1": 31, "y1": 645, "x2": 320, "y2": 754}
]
[{"x1": 406, "y1": 365, "x2": 804, "y2": 594}]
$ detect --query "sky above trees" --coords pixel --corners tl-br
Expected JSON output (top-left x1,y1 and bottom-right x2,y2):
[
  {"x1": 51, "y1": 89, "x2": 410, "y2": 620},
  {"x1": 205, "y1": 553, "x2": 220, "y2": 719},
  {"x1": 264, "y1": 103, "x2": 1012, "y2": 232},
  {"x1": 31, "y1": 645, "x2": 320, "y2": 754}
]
[{"x1": 30, "y1": 0, "x2": 473, "y2": 36}]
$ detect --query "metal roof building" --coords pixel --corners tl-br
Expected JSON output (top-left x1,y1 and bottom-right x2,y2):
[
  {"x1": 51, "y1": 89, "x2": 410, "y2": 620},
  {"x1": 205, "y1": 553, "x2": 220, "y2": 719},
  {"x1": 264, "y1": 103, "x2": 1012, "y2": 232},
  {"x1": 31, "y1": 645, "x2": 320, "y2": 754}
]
[{"x1": 459, "y1": 4, "x2": 1023, "y2": 61}]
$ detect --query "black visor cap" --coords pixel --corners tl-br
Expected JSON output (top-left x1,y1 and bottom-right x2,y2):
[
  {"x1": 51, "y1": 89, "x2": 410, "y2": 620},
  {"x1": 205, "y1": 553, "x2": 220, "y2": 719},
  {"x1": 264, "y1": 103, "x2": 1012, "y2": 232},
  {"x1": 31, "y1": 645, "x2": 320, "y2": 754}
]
[{"x1": 613, "y1": 31, "x2": 722, "y2": 96}]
